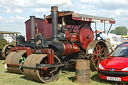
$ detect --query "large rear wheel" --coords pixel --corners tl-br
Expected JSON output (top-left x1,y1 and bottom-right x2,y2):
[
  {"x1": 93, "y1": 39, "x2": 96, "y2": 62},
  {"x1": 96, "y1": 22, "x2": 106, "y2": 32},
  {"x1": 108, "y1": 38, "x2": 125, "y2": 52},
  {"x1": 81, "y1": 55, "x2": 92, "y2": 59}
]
[{"x1": 86, "y1": 40, "x2": 108, "y2": 71}]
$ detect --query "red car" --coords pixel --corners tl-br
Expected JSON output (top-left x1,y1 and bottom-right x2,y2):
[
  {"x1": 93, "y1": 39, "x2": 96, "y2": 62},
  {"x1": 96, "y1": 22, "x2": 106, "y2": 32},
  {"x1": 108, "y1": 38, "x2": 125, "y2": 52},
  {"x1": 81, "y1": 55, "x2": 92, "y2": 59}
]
[{"x1": 98, "y1": 44, "x2": 128, "y2": 82}]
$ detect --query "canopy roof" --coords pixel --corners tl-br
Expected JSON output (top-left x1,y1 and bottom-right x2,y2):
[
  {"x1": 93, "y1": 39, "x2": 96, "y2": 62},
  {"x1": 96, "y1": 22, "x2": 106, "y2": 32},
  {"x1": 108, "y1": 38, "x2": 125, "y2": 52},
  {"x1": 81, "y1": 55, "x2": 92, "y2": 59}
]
[
  {"x1": 47, "y1": 11, "x2": 115, "y2": 24},
  {"x1": 0, "y1": 31, "x2": 20, "y2": 34}
]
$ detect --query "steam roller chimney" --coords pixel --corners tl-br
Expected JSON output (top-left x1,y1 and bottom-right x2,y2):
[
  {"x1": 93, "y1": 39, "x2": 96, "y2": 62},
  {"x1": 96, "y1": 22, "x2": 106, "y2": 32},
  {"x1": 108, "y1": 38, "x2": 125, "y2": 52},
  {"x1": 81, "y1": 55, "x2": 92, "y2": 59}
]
[
  {"x1": 30, "y1": 16, "x2": 35, "y2": 40},
  {"x1": 51, "y1": 6, "x2": 58, "y2": 41}
]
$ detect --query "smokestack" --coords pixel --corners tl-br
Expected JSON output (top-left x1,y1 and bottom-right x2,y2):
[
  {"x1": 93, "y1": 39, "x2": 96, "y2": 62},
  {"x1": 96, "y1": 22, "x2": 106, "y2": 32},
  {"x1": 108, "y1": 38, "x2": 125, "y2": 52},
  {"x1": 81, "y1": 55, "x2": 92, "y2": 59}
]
[
  {"x1": 30, "y1": 16, "x2": 35, "y2": 40},
  {"x1": 51, "y1": 6, "x2": 58, "y2": 41}
]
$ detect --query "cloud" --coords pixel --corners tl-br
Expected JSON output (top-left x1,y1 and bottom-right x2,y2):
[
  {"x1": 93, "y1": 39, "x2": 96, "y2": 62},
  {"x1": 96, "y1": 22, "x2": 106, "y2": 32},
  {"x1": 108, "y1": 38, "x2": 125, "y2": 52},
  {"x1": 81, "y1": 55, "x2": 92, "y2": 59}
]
[
  {"x1": 15, "y1": 0, "x2": 28, "y2": 7},
  {"x1": 0, "y1": 0, "x2": 128, "y2": 35},
  {"x1": 114, "y1": 10, "x2": 123, "y2": 16},
  {"x1": 16, "y1": 16, "x2": 26, "y2": 20},
  {"x1": 0, "y1": 16, "x2": 26, "y2": 23},
  {"x1": 102, "y1": 0, "x2": 127, "y2": 5},
  {"x1": 79, "y1": 0, "x2": 98, "y2": 3},
  {"x1": 13, "y1": 9, "x2": 23, "y2": 13},
  {"x1": 4, "y1": 6, "x2": 10, "y2": 13},
  {"x1": 0, "y1": 16, "x2": 5, "y2": 20},
  {"x1": 79, "y1": 0, "x2": 128, "y2": 10},
  {"x1": 10, "y1": 16, "x2": 26, "y2": 20},
  {"x1": 35, "y1": 8, "x2": 48, "y2": 13},
  {"x1": 37, "y1": 0, "x2": 72, "y2": 5},
  {"x1": 0, "y1": 15, "x2": 27, "y2": 35},
  {"x1": 0, "y1": 0, "x2": 35, "y2": 8}
]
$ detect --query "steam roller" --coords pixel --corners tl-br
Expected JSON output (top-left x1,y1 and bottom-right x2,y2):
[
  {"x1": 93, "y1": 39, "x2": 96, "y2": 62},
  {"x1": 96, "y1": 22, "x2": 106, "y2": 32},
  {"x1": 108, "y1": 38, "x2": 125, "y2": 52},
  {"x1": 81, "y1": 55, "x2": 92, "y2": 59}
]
[{"x1": 5, "y1": 6, "x2": 115, "y2": 83}]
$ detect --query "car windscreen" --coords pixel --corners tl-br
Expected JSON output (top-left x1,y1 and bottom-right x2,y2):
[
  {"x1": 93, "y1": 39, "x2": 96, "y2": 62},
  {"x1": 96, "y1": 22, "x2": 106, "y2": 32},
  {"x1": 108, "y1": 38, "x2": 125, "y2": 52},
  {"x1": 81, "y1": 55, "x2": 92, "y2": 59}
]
[{"x1": 110, "y1": 46, "x2": 128, "y2": 57}]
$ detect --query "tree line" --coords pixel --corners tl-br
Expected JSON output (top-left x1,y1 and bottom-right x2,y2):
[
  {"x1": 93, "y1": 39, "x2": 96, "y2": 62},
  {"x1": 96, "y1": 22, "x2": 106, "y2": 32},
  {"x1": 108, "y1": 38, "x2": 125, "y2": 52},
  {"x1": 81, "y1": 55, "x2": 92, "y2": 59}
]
[{"x1": 110, "y1": 26, "x2": 128, "y2": 35}]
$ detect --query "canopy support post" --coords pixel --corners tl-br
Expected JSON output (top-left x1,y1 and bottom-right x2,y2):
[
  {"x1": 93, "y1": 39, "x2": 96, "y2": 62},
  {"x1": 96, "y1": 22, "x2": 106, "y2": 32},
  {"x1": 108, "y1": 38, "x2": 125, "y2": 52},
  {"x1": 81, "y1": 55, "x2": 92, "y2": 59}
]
[{"x1": 107, "y1": 24, "x2": 113, "y2": 35}]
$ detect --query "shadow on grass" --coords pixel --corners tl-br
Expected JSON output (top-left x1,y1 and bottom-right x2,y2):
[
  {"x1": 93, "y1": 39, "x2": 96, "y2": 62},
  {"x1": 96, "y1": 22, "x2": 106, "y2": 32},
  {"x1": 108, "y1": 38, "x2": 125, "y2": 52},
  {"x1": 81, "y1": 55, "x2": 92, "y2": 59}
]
[
  {"x1": 61, "y1": 67, "x2": 76, "y2": 82},
  {"x1": 4, "y1": 71, "x2": 24, "y2": 75},
  {"x1": 5, "y1": 71, "x2": 10, "y2": 73},
  {"x1": 91, "y1": 73, "x2": 127, "y2": 85},
  {"x1": 62, "y1": 67, "x2": 75, "y2": 72},
  {"x1": 68, "y1": 71, "x2": 127, "y2": 85},
  {"x1": 20, "y1": 75, "x2": 43, "y2": 84},
  {"x1": 60, "y1": 67, "x2": 75, "y2": 77},
  {"x1": 20, "y1": 75, "x2": 29, "y2": 80},
  {"x1": 68, "y1": 77, "x2": 75, "y2": 82},
  {"x1": 4, "y1": 71, "x2": 23, "y2": 75}
]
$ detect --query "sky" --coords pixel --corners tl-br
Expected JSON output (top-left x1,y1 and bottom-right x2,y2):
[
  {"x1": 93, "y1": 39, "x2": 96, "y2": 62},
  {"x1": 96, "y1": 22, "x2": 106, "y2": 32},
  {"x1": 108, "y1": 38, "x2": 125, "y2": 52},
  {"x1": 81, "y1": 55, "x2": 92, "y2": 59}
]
[{"x1": 0, "y1": 0, "x2": 128, "y2": 35}]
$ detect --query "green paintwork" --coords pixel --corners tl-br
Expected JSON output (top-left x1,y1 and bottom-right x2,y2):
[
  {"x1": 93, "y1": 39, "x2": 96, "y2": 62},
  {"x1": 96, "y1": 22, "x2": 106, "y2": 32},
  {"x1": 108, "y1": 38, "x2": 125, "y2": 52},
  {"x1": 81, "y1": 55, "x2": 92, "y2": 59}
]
[
  {"x1": 10, "y1": 41, "x2": 16, "y2": 46},
  {"x1": 0, "y1": 35, "x2": 4, "y2": 40},
  {"x1": 0, "y1": 39, "x2": 7, "y2": 49}
]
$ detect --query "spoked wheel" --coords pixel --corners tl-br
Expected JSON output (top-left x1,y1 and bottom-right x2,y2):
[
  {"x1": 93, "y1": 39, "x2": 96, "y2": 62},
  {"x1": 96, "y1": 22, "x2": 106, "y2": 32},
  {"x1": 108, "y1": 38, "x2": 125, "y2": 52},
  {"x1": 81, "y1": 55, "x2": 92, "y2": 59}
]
[
  {"x1": 5, "y1": 50, "x2": 27, "y2": 74},
  {"x1": 23, "y1": 54, "x2": 61, "y2": 83},
  {"x1": 93, "y1": 44, "x2": 105, "y2": 69},
  {"x1": 2, "y1": 45, "x2": 14, "y2": 59},
  {"x1": 86, "y1": 40, "x2": 108, "y2": 71}
]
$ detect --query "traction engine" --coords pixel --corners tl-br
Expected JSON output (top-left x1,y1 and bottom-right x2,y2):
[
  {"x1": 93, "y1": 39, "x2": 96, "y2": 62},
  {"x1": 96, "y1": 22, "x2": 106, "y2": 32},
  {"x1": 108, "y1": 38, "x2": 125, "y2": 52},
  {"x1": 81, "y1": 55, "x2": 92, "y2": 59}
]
[{"x1": 5, "y1": 6, "x2": 115, "y2": 83}]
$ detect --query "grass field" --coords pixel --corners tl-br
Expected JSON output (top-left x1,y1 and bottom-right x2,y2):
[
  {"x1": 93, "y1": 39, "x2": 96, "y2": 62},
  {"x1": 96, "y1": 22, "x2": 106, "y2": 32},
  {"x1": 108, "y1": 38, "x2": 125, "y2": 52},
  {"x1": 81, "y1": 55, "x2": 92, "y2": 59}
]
[{"x1": 0, "y1": 60, "x2": 123, "y2": 85}]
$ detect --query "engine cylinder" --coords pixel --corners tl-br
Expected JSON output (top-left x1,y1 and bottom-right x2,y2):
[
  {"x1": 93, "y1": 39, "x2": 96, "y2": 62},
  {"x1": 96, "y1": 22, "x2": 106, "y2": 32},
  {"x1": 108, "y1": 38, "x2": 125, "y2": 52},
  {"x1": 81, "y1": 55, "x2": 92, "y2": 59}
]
[{"x1": 64, "y1": 43, "x2": 80, "y2": 55}]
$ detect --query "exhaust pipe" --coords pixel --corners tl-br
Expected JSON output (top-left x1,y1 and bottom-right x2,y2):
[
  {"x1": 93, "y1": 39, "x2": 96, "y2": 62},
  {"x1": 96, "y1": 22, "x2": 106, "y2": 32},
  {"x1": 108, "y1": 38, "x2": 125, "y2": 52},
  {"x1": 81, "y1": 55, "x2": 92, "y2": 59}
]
[
  {"x1": 30, "y1": 16, "x2": 35, "y2": 40},
  {"x1": 51, "y1": 6, "x2": 58, "y2": 41}
]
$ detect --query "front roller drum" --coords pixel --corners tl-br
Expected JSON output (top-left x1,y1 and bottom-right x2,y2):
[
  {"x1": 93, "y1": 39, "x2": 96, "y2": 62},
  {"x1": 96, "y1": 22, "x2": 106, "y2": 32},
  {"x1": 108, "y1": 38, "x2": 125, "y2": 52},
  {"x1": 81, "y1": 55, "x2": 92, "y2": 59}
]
[
  {"x1": 86, "y1": 40, "x2": 109, "y2": 71},
  {"x1": 5, "y1": 50, "x2": 26, "y2": 74},
  {"x1": 23, "y1": 54, "x2": 61, "y2": 83}
]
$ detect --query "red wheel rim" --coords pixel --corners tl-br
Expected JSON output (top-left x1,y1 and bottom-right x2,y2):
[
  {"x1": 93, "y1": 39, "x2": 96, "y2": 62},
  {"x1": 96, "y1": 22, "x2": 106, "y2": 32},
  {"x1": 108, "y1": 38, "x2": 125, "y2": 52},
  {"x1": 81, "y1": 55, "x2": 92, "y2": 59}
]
[{"x1": 93, "y1": 44, "x2": 105, "y2": 68}]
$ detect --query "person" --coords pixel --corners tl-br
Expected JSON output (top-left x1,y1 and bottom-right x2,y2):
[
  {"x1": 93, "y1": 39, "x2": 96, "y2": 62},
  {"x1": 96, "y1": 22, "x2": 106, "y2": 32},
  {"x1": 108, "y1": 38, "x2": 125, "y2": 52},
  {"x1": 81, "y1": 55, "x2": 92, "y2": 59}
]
[
  {"x1": 98, "y1": 32, "x2": 114, "y2": 52},
  {"x1": 106, "y1": 38, "x2": 114, "y2": 52},
  {"x1": 98, "y1": 32, "x2": 107, "y2": 40}
]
